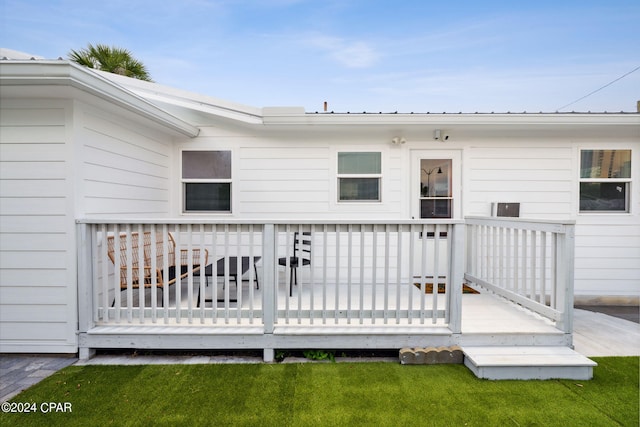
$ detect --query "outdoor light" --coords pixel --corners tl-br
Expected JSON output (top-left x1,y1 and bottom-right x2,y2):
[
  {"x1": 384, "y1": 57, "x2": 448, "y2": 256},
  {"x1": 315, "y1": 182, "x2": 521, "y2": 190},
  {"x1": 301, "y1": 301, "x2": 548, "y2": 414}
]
[
  {"x1": 434, "y1": 129, "x2": 450, "y2": 141},
  {"x1": 391, "y1": 136, "x2": 406, "y2": 145}
]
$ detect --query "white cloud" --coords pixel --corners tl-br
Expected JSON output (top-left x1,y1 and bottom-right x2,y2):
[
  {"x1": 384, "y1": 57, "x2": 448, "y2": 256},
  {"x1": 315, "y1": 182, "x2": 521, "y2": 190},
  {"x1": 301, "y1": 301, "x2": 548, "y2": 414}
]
[{"x1": 307, "y1": 35, "x2": 379, "y2": 68}]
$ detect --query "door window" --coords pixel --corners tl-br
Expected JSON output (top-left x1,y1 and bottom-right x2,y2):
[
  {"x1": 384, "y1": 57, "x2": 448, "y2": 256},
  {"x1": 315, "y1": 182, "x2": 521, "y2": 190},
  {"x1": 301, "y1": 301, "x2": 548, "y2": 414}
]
[{"x1": 420, "y1": 159, "x2": 452, "y2": 218}]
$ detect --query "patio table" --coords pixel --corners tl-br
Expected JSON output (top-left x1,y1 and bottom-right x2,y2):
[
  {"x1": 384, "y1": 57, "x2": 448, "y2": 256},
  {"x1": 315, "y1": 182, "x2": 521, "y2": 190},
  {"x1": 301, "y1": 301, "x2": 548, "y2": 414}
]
[{"x1": 199, "y1": 256, "x2": 260, "y2": 305}]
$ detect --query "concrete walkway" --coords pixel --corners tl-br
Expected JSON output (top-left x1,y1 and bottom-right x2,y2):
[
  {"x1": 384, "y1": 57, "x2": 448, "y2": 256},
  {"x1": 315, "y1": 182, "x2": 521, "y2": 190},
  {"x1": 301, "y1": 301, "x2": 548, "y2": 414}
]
[
  {"x1": 573, "y1": 309, "x2": 640, "y2": 357},
  {"x1": 0, "y1": 355, "x2": 77, "y2": 403},
  {"x1": 2, "y1": 308, "x2": 639, "y2": 403}
]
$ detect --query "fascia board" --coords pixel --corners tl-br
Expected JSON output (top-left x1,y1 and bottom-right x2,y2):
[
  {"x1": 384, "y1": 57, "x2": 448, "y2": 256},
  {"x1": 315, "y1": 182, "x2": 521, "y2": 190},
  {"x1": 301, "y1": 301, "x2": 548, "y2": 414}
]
[
  {"x1": 95, "y1": 70, "x2": 264, "y2": 125},
  {"x1": 0, "y1": 60, "x2": 200, "y2": 137},
  {"x1": 263, "y1": 112, "x2": 640, "y2": 127}
]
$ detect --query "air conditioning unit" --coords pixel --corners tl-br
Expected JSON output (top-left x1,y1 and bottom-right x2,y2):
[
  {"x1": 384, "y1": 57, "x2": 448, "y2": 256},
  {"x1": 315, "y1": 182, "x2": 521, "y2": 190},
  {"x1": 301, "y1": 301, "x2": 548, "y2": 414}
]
[{"x1": 492, "y1": 202, "x2": 520, "y2": 217}]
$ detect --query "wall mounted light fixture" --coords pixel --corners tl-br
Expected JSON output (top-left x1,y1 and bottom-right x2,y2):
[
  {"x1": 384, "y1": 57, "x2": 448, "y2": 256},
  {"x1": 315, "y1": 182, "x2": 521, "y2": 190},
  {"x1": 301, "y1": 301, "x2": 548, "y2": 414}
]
[{"x1": 391, "y1": 137, "x2": 406, "y2": 145}]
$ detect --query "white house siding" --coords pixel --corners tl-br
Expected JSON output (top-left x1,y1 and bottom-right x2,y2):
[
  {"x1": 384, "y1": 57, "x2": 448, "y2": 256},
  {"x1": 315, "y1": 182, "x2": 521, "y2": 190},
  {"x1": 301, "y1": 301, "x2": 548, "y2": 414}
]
[
  {"x1": 574, "y1": 219, "x2": 640, "y2": 303},
  {"x1": 238, "y1": 144, "x2": 331, "y2": 216},
  {"x1": 0, "y1": 100, "x2": 78, "y2": 353},
  {"x1": 465, "y1": 142, "x2": 573, "y2": 218},
  {"x1": 79, "y1": 106, "x2": 173, "y2": 217},
  {"x1": 179, "y1": 131, "x2": 405, "y2": 220}
]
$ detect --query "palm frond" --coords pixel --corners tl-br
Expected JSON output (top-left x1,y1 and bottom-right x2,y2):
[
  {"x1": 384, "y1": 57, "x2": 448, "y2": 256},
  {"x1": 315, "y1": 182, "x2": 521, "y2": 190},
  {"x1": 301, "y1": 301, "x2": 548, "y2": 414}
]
[{"x1": 67, "y1": 43, "x2": 153, "y2": 81}]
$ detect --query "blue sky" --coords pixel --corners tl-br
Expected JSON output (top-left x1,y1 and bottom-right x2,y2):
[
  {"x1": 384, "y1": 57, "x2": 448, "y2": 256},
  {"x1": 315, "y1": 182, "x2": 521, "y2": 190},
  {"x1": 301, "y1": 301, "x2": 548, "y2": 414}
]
[{"x1": 1, "y1": 0, "x2": 639, "y2": 112}]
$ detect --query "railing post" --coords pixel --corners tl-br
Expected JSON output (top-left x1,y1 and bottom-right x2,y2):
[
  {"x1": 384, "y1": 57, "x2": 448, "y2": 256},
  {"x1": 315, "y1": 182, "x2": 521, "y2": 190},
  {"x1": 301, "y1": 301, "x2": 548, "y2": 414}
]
[
  {"x1": 448, "y1": 223, "x2": 464, "y2": 334},
  {"x1": 262, "y1": 224, "x2": 276, "y2": 361},
  {"x1": 465, "y1": 222, "x2": 474, "y2": 278},
  {"x1": 556, "y1": 223, "x2": 575, "y2": 335},
  {"x1": 76, "y1": 222, "x2": 96, "y2": 360}
]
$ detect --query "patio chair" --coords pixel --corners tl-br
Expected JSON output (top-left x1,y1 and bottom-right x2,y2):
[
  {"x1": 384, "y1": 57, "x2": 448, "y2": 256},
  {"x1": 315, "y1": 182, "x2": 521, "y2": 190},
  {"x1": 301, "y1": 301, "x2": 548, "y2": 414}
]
[
  {"x1": 278, "y1": 231, "x2": 311, "y2": 296},
  {"x1": 107, "y1": 231, "x2": 208, "y2": 306}
]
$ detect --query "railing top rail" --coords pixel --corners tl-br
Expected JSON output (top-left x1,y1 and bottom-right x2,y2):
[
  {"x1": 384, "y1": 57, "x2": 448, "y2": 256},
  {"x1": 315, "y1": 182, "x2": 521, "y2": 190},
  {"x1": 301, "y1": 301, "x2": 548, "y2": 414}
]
[
  {"x1": 76, "y1": 218, "x2": 465, "y2": 226},
  {"x1": 464, "y1": 216, "x2": 575, "y2": 233}
]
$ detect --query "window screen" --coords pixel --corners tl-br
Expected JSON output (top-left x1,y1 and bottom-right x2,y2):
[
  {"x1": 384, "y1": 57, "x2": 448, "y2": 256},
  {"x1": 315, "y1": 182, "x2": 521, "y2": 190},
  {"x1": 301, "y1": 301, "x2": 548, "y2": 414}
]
[
  {"x1": 182, "y1": 151, "x2": 232, "y2": 212},
  {"x1": 337, "y1": 152, "x2": 381, "y2": 202}
]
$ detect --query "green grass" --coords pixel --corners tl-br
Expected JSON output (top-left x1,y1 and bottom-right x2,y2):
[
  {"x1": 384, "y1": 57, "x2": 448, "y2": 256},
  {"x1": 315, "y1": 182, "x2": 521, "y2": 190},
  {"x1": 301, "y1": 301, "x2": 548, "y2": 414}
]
[{"x1": 2, "y1": 357, "x2": 637, "y2": 426}]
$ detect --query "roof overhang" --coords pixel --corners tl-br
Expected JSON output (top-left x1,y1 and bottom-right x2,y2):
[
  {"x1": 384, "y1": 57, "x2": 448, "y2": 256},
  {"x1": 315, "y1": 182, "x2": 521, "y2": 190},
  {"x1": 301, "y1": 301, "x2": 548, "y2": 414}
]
[
  {"x1": 2, "y1": 58, "x2": 637, "y2": 141},
  {"x1": 96, "y1": 70, "x2": 267, "y2": 126},
  {"x1": 257, "y1": 110, "x2": 640, "y2": 140},
  {"x1": 0, "y1": 60, "x2": 200, "y2": 137}
]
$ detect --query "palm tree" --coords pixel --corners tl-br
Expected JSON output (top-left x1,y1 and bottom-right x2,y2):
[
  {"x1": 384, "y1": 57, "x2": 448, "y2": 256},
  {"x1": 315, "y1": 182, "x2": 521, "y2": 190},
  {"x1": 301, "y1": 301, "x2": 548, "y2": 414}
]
[{"x1": 68, "y1": 44, "x2": 152, "y2": 81}]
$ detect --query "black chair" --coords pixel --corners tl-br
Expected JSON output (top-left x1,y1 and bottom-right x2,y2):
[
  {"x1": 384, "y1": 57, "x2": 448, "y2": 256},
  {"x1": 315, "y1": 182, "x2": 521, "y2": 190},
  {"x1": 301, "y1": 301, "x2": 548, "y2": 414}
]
[{"x1": 278, "y1": 232, "x2": 311, "y2": 296}]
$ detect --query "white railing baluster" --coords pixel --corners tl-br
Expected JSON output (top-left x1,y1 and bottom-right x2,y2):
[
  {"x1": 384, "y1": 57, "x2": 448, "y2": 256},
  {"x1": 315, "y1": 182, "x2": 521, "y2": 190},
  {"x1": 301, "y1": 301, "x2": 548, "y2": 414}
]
[
  {"x1": 297, "y1": 223, "x2": 304, "y2": 324},
  {"x1": 408, "y1": 224, "x2": 416, "y2": 325},
  {"x1": 125, "y1": 225, "x2": 134, "y2": 322},
  {"x1": 235, "y1": 224, "x2": 242, "y2": 324},
  {"x1": 505, "y1": 227, "x2": 512, "y2": 292},
  {"x1": 99, "y1": 224, "x2": 108, "y2": 321},
  {"x1": 149, "y1": 224, "x2": 157, "y2": 323},
  {"x1": 359, "y1": 225, "x2": 365, "y2": 324},
  {"x1": 223, "y1": 224, "x2": 230, "y2": 324},
  {"x1": 540, "y1": 231, "x2": 547, "y2": 305},
  {"x1": 186, "y1": 223, "x2": 194, "y2": 324},
  {"x1": 480, "y1": 224, "x2": 486, "y2": 279},
  {"x1": 161, "y1": 224, "x2": 169, "y2": 322},
  {"x1": 371, "y1": 225, "x2": 378, "y2": 324},
  {"x1": 347, "y1": 224, "x2": 353, "y2": 324},
  {"x1": 530, "y1": 230, "x2": 537, "y2": 301},
  {"x1": 210, "y1": 224, "x2": 218, "y2": 324},
  {"x1": 550, "y1": 232, "x2": 557, "y2": 309},
  {"x1": 432, "y1": 224, "x2": 440, "y2": 324},
  {"x1": 334, "y1": 225, "x2": 340, "y2": 324},
  {"x1": 395, "y1": 225, "x2": 403, "y2": 324},
  {"x1": 309, "y1": 225, "x2": 315, "y2": 325},
  {"x1": 198, "y1": 223, "x2": 205, "y2": 324},
  {"x1": 383, "y1": 224, "x2": 390, "y2": 324},
  {"x1": 282, "y1": 225, "x2": 290, "y2": 323},
  {"x1": 496, "y1": 226, "x2": 503, "y2": 288},
  {"x1": 516, "y1": 228, "x2": 521, "y2": 294},
  {"x1": 174, "y1": 224, "x2": 182, "y2": 323},
  {"x1": 420, "y1": 224, "x2": 427, "y2": 324},
  {"x1": 322, "y1": 224, "x2": 328, "y2": 324},
  {"x1": 138, "y1": 225, "x2": 146, "y2": 323},
  {"x1": 248, "y1": 224, "x2": 255, "y2": 324}
]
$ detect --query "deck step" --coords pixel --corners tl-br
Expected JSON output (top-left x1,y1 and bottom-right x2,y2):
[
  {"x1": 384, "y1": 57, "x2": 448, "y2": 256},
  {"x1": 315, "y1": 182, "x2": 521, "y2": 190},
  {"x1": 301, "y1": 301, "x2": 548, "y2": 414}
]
[{"x1": 462, "y1": 346, "x2": 597, "y2": 380}]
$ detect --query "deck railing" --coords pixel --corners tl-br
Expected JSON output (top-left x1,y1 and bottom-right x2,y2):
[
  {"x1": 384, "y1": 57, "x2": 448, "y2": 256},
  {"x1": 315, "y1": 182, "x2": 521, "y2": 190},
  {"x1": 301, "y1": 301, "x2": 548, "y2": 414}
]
[
  {"x1": 76, "y1": 220, "x2": 466, "y2": 336},
  {"x1": 464, "y1": 216, "x2": 576, "y2": 332}
]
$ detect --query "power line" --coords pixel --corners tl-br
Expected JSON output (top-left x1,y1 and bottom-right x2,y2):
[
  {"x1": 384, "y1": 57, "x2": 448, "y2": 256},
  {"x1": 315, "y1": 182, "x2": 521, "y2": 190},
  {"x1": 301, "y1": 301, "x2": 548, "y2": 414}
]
[{"x1": 557, "y1": 65, "x2": 640, "y2": 111}]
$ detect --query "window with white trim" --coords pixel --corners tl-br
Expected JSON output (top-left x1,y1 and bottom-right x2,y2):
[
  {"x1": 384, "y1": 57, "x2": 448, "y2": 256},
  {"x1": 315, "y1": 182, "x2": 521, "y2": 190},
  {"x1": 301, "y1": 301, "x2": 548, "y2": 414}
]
[
  {"x1": 337, "y1": 152, "x2": 381, "y2": 202},
  {"x1": 579, "y1": 149, "x2": 631, "y2": 212},
  {"x1": 182, "y1": 150, "x2": 231, "y2": 212}
]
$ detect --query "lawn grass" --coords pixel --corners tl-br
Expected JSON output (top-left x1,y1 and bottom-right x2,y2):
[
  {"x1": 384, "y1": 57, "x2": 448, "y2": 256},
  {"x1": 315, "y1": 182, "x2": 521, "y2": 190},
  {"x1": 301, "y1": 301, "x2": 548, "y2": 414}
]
[{"x1": 2, "y1": 357, "x2": 637, "y2": 426}]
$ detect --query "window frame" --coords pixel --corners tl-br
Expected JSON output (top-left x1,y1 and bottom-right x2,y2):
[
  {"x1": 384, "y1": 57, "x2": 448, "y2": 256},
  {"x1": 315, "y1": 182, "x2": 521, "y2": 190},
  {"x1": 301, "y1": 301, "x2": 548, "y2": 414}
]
[
  {"x1": 181, "y1": 150, "x2": 233, "y2": 214},
  {"x1": 336, "y1": 151, "x2": 383, "y2": 203},
  {"x1": 578, "y1": 148, "x2": 631, "y2": 214}
]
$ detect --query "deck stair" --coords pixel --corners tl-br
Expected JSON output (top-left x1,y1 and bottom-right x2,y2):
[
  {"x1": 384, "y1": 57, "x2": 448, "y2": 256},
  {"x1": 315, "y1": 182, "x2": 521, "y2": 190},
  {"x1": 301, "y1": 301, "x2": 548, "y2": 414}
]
[{"x1": 462, "y1": 346, "x2": 596, "y2": 380}]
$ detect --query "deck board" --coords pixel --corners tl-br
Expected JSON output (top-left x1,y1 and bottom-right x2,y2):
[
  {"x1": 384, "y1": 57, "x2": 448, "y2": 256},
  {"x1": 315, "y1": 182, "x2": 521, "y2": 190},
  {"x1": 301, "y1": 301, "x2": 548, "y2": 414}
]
[{"x1": 105, "y1": 278, "x2": 562, "y2": 336}]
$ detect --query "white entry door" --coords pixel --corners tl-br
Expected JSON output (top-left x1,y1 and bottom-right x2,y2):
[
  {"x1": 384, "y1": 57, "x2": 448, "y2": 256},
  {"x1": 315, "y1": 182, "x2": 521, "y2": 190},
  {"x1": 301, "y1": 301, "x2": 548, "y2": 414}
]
[
  {"x1": 410, "y1": 150, "x2": 462, "y2": 282},
  {"x1": 411, "y1": 150, "x2": 462, "y2": 220}
]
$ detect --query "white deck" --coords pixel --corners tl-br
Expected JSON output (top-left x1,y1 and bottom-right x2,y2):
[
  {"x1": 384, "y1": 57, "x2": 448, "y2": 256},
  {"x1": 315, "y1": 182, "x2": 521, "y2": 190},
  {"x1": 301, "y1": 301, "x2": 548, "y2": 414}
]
[{"x1": 100, "y1": 277, "x2": 561, "y2": 337}]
